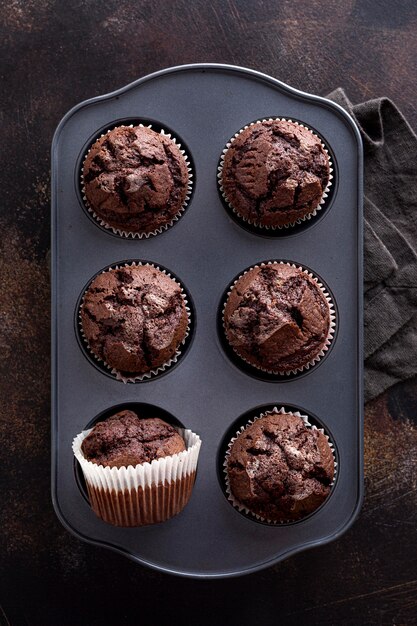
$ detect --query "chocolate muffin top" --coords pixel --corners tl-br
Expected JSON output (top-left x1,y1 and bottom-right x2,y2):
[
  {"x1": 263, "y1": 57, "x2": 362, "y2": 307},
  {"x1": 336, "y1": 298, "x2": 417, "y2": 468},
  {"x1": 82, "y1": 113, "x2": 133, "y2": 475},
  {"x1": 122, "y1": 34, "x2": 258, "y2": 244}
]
[
  {"x1": 81, "y1": 410, "x2": 186, "y2": 468},
  {"x1": 224, "y1": 264, "x2": 331, "y2": 373},
  {"x1": 227, "y1": 412, "x2": 334, "y2": 522},
  {"x1": 83, "y1": 125, "x2": 189, "y2": 234},
  {"x1": 221, "y1": 119, "x2": 330, "y2": 227},
  {"x1": 80, "y1": 265, "x2": 188, "y2": 375}
]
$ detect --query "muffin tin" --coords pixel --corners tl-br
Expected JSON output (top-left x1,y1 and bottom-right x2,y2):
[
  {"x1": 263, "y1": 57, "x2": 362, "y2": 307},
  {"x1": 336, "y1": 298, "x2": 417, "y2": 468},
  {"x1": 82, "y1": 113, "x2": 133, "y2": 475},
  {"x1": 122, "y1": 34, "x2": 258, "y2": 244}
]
[{"x1": 51, "y1": 63, "x2": 363, "y2": 578}]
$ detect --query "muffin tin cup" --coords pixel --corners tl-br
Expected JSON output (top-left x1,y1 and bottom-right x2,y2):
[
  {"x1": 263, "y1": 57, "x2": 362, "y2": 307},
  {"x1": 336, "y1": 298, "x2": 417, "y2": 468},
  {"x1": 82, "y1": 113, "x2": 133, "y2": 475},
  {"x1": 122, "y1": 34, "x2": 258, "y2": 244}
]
[
  {"x1": 78, "y1": 261, "x2": 192, "y2": 383},
  {"x1": 73, "y1": 427, "x2": 201, "y2": 527},
  {"x1": 221, "y1": 261, "x2": 336, "y2": 376},
  {"x1": 217, "y1": 117, "x2": 334, "y2": 231},
  {"x1": 223, "y1": 406, "x2": 337, "y2": 525},
  {"x1": 81, "y1": 124, "x2": 193, "y2": 239}
]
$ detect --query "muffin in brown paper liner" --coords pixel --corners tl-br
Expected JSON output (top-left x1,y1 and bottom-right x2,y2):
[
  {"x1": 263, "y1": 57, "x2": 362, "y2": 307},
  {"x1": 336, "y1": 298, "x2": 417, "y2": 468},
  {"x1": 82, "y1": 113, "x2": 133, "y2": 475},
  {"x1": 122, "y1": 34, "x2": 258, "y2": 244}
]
[
  {"x1": 81, "y1": 124, "x2": 193, "y2": 238},
  {"x1": 222, "y1": 261, "x2": 336, "y2": 376},
  {"x1": 218, "y1": 117, "x2": 333, "y2": 230},
  {"x1": 73, "y1": 418, "x2": 201, "y2": 528},
  {"x1": 78, "y1": 261, "x2": 192, "y2": 383},
  {"x1": 224, "y1": 407, "x2": 337, "y2": 524}
]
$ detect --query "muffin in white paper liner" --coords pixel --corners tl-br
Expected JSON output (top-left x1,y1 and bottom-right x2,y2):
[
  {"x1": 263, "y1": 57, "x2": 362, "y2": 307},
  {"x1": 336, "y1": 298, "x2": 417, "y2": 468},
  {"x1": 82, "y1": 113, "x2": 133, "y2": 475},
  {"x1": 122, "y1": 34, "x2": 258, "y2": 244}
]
[
  {"x1": 78, "y1": 261, "x2": 192, "y2": 383},
  {"x1": 81, "y1": 124, "x2": 193, "y2": 238},
  {"x1": 222, "y1": 261, "x2": 336, "y2": 376},
  {"x1": 217, "y1": 117, "x2": 333, "y2": 230},
  {"x1": 73, "y1": 427, "x2": 201, "y2": 527},
  {"x1": 223, "y1": 407, "x2": 337, "y2": 524}
]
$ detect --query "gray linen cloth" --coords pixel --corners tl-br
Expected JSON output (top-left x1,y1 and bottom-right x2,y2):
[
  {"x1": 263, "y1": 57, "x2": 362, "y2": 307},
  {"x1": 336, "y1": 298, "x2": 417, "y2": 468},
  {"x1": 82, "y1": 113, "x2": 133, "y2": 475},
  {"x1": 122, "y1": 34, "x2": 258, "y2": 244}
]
[{"x1": 327, "y1": 89, "x2": 417, "y2": 402}]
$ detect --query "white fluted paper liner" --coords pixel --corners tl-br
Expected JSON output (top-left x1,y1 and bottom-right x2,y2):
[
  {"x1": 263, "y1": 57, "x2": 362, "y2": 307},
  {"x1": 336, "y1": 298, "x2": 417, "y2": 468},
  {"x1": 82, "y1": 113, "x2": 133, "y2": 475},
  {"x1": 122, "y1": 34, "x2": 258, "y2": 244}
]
[
  {"x1": 222, "y1": 261, "x2": 336, "y2": 375},
  {"x1": 73, "y1": 426, "x2": 201, "y2": 526},
  {"x1": 217, "y1": 117, "x2": 333, "y2": 230},
  {"x1": 224, "y1": 407, "x2": 337, "y2": 524},
  {"x1": 73, "y1": 427, "x2": 201, "y2": 490},
  {"x1": 79, "y1": 261, "x2": 192, "y2": 383},
  {"x1": 81, "y1": 124, "x2": 193, "y2": 238}
]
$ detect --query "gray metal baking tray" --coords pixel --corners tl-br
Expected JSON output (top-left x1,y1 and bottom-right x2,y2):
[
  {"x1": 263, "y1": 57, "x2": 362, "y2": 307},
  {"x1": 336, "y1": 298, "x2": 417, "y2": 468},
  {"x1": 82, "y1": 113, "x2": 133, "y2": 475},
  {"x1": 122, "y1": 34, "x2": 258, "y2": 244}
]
[{"x1": 51, "y1": 63, "x2": 363, "y2": 578}]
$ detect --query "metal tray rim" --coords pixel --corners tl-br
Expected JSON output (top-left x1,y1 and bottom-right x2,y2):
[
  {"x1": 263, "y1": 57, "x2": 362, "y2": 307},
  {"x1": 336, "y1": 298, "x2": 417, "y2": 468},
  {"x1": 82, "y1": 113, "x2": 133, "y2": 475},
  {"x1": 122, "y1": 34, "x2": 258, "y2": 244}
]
[
  {"x1": 50, "y1": 491, "x2": 364, "y2": 579},
  {"x1": 51, "y1": 63, "x2": 364, "y2": 154}
]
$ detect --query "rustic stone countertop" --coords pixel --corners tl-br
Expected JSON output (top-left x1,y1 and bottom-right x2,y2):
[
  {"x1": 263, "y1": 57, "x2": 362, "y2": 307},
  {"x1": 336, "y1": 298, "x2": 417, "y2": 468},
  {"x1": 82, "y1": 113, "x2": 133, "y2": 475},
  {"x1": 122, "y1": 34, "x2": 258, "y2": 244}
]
[{"x1": 1, "y1": 1, "x2": 416, "y2": 624}]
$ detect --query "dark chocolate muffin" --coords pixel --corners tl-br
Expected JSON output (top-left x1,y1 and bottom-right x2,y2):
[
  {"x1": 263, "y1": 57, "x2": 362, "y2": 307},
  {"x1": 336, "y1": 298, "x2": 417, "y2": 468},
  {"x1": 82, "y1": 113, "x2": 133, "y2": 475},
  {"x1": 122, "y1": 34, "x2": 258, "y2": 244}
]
[
  {"x1": 80, "y1": 265, "x2": 189, "y2": 377},
  {"x1": 74, "y1": 410, "x2": 200, "y2": 526},
  {"x1": 221, "y1": 119, "x2": 330, "y2": 228},
  {"x1": 83, "y1": 125, "x2": 190, "y2": 235},
  {"x1": 223, "y1": 263, "x2": 331, "y2": 373},
  {"x1": 81, "y1": 410, "x2": 186, "y2": 468},
  {"x1": 227, "y1": 412, "x2": 334, "y2": 522}
]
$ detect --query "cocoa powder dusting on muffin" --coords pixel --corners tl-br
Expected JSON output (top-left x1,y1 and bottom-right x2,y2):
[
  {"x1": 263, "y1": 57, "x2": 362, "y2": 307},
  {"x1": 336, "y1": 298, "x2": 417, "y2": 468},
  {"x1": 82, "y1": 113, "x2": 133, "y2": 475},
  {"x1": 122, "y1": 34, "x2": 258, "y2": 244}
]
[
  {"x1": 81, "y1": 410, "x2": 186, "y2": 468},
  {"x1": 227, "y1": 412, "x2": 334, "y2": 522},
  {"x1": 83, "y1": 126, "x2": 189, "y2": 234},
  {"x1": 221, "y1": 119, "x2": 329, "y2": 227},
  {"x1": 224, "y1": 264, "x2": 330, "y2": 373}
]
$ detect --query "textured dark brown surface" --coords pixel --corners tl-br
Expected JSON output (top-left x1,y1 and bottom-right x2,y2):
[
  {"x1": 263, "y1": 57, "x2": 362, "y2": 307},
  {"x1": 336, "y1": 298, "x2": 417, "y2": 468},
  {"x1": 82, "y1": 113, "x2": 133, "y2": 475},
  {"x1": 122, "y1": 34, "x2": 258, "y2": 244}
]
[
  {"x1": 1, "y1": 1, "x2": 417, "y2": 624},
  {"x1": 80, "y1": 265, "x2": 188, "y2": 375},
  {"x1": 227, "y1": 412, "x2": 334, "y2": 522},
  {"x1": 81, "y1": 410, "x2": 186, "y2": 467},
  {"x1": 224, "y1": 264, "x2": 330, "y2": 372},
  {"x1": 221, "y1": 119, "x2": 330, "y2": 227},
  {"x1": 83, "y1": 125, "x2": 189, "y2": 234}
]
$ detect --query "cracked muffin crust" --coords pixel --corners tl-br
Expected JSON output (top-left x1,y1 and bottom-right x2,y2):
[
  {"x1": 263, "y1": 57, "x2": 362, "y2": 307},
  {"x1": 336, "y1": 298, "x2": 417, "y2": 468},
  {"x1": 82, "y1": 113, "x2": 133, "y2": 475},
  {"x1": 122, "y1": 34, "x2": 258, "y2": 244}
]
[
  {"x1": 221, "y1": 119, "x2": 330, "y2": 227},
  {"x1": 83, "y1": 125, "x2": 189, "y2": 235},
  {"x1": 223, "y1": 264, "x2": 331, "y2": 373},
  {"x1": 227, "y1": 412, "x2": 334, "y2": 522},
  {"x1": 74, "y1": 410, "x2": 200, "y2": 527},
  {"x1": 81, "y1": 410, "x2": 186, "y2": 468},
  {"x1": 80, "y1": 265, "x2": 189, "y2": 376}
]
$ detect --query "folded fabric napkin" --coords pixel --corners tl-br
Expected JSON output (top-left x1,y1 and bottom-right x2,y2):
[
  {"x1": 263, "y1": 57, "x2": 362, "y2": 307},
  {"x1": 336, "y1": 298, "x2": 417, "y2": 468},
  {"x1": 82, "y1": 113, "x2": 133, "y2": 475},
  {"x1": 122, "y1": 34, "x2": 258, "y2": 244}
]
[{"x1": 327, "y1": 89, "x2": 417, "y2": 402}]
